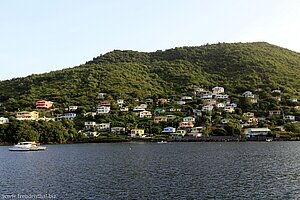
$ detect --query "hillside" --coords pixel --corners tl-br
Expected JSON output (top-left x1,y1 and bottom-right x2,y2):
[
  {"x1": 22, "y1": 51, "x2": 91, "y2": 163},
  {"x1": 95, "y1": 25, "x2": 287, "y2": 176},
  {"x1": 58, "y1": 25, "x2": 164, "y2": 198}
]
[{"x1": 0, "y1": 42, "x2": 300, "y2": 111}]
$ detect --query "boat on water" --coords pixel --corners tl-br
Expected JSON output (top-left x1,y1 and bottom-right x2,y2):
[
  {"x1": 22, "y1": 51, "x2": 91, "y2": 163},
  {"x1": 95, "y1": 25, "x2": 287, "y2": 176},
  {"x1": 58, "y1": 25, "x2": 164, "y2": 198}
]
[
  {"x1": 157, "y1": 140, "x2": 168, "y2": 144},
  {"x1": 9, "y1": 142, "x2": 46, "y2": 151},
  {"x1": 266, "y1": 138, "x2": 273, "y2": 142}
]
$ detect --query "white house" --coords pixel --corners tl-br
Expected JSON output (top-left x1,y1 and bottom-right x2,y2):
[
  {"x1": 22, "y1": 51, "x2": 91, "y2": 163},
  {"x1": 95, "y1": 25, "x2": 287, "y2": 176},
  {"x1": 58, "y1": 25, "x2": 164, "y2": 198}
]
[
  {"x1": 181, "y1": 96, "x2": 193, "y2": 101},
  {"x1": 120, "y1": 107, "x2": 129, "y2": 112},
  {"x1": 162, "y1": 127, "x2": 176, "y2": 133},
  {"x1": 212, "y1": 87, "x2": 224, "y2": 94},
  {"x1": 214, "y1": 94, "x2": 229, "y2": 99},
  {"x1": 284, "y1": 115, "x2": 295, "y2": 121},
  {"x1": 95, "y1": 123, "x2": 110, "y2": 131},
  {"x1": 216, "y1": 103, "x2": 225, "y2": 108},
  {"x1": 244, "y1": 128, "x2": 271, "y2": 138},
  {"x1": 117, "y1": 99, "x2": 124, "y2": 107},
  {"x1": 133, "y1": 106, "x2": 145, "y2": 112},
  {"x1": 0, "y1": 117, "x2": 9, "y2": 124},
  {"x1": 183, "y1": 117, "x2": 195, "y2": 123},
  {"x1": 176, "y1": 100, "x2": 186, "y2": 105},
  {"x1": 202, "y1": 105, "x2": 214, "y2": 112},
  {"x1": 139, "y1": 111, "x2": 152, "y2": 118},
  {"x1": 97, "y1": 106, "x2": 110, "y2": 114},
  {"x1": 84, "y1": 121, "x2": 97, "y2": 130},
  {"x1": 242, "y1": 91, "x2": 255, "y2": 98},
  {"x1": 289, "y1": 98, "x2": 298, "y2": 103}
]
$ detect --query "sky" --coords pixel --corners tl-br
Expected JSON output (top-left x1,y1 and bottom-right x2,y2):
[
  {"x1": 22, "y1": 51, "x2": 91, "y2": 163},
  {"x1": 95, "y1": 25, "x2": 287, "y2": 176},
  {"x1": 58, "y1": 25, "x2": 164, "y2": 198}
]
[{"x1": 1, "y1": 0, "x2": 300, "y2": 80}]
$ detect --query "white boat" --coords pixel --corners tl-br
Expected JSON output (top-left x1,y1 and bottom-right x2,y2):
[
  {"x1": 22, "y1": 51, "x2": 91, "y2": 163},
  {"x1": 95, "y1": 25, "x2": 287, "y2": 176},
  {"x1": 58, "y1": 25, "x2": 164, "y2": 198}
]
[
  {"x1": 157, "y1": 140, "x2": 168, "y2": 144},
  {"x1": 9, "y1": 142, "x2": 46, "y2": 151}
]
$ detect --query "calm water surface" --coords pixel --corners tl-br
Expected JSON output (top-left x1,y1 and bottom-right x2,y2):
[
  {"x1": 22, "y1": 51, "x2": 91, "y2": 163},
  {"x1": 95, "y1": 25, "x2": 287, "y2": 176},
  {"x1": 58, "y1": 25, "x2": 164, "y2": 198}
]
[{"x1": 1, "y1": 142, "x2": 300, "y2": 199}]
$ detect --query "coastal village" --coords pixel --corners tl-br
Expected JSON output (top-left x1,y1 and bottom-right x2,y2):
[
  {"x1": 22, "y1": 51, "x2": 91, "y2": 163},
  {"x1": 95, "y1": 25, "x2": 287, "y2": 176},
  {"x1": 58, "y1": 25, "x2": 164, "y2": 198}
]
[{"x1": 0, "y1": 86, "x2": 299, "y2": 142}]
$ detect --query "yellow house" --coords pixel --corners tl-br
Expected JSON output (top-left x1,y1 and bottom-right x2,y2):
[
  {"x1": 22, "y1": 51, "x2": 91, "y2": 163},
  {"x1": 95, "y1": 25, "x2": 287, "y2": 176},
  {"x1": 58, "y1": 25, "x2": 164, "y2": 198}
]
[
  {"x1": 130, "y1": 129, "x2": 145, "y2": 138},
  {"x1": 16, "y1": 111, "x2": 39, "y2": 120}
]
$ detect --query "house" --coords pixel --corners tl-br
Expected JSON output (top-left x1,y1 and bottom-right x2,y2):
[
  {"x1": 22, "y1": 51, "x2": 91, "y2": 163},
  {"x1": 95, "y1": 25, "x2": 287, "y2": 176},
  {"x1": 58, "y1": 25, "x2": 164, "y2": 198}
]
[
  {"x1": 269, "y1": 110, "x2": 281, "y2": 116},
  {"x1": 85, "y1": 122, "x2": 110, "y2": 131},
  {"x1": 212, "y1": 87, "x2": 224, "y2": 94},
  {"x1": 295, "y1": 106, "x2": 300, "y2": 111},
  {"x1": 36, "y1": 100, "x2": 53, "y2": 109},
  {"x1": 289, "y1": 98, "x2": 298, "y2": 103},
  {"x1": 146, "y1": 99, "x2": 154, "y2": 104},
  {"x1": 215, "y1": 103, "x2": 225, "y2": 108},
  {"x1": 97, "y1": 106, "x2": 111, "y2": 114},
  {"x1": 250, "y1": 98, "x2": 258, "y2": 104},
  {"x1": 157, "y1": 98, "x2": 169, "y2": 104},
  {"x1": 271, "y1": 90, "x2": 281, "y2": 94},
  {"x1": 154, "y1": 116, "x2": 168, "y2": 123},
  {"x1": 169, "y1": 108, "x2": 182, "y2": 112},
  {"x1": 181, "y1": 96, "x2": 193, "y2": 101},
  {"x1": 179, "y1": 121, "x2": 194, "y2": 128},
  {"x1": 202, "y1": 105, "x2": 214, "y2": 112},
  {"x1": 117, "y1": 99, "x2": 124, "y2": 107},
  {"x1": 247, "y1": 117, "x2": 258, "y2": 125},
  {"x1": 111, "y1": 127, "x2": 126, "y2": 134},
  {"x1": 176, "y1": 100, "x2": 186, "y2": 105},
  {"x1": 242, "y1": 91, "x2": 254, "y2": 98},
  {"x1": 193, "y1": 109, "x2": 202, "y2": 117},
  {"x1": 133, "y1": 106, "x2": 145, "y2": 112},
  {"x1": 16, "y1": 111, "x2": 39, "y2": 120},
  {"x1": 244, "y1": 128, "x2": 271, "y2": 138},
  {"x1": 130, "y1": 129, "x2": 145, "y2": 138},
  {"x1": 0, "y1": 117, "x2": 9, "y2": 124},
  {"x1": 194, "y1": 87, "x2": 209, "y2": 95},
  {"x1": 162, "y1": 127, "x2": 176, "y2": 133},
  {"x1": 183, "y1": 117, "x2": 195, "y2": 123},
  {"x1": 284, "y1": 115, "x2": 295, "y2": 121},
  {"x1": 68, "y1": 106, "x2": 78, "y2": 111},
  {"x1": 139, "y1": 111, "x2": 152, "y2": 118},
  {"x1": 84, "y1": 131, "x2": 99, "y2": 137},
  {"x1": 243, "y1": 112, "x2": 255, "y2": 118},
  {"x1": 214, "y1": 94, "x2": 229, "y2": 99},
  {"x1": 202, "y1": 99, "x2": 217, "y2": 106},
  {"x1": 170, "y1": 130, "x2": 187, "y2": 138},
  {"x1": 224, "y1": 106, "x2": 235, "y2": 113},
  {"x1": 57, "y1": 113, "x2": 76, "y2": 120},
  {"x1": 201, "y1": 94, "x2": 213, "y2": 99},
  {"x1": 97, "y1": 93, "x2": 106, "y2": 99},
  {"x1": 120, "y1": 107, "x2": 129, "y2": 112},
  {"x1": 84, "y1": 121, "x2": 97, "y2": 130},
  {"x1": 95, "y1": 123, "x2": 110, "y2": 131},
  {"x1": 99, "y1": 101, "x2": 111, "y2": 106}
]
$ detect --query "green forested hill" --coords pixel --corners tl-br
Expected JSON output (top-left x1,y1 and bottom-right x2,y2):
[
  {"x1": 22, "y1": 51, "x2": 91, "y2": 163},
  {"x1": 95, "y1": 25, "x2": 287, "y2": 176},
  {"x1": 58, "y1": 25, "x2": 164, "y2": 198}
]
[{"x1": 0, "y1": 42, "x2": 300, "y2": 111}]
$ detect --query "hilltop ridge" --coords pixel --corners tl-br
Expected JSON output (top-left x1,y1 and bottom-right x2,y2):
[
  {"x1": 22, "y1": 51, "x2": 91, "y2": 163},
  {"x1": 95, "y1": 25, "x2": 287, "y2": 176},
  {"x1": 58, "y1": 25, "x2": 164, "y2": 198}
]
[{"x1": 0, "y1": 42, "x2": 299, "y2": 110}]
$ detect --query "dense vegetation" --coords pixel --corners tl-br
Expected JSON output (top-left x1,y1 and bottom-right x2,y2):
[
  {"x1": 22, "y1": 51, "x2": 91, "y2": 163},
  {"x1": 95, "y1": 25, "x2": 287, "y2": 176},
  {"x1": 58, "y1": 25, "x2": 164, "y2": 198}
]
[{"x1": 0, "y1": 42, "x2": 299, "y2": 143}]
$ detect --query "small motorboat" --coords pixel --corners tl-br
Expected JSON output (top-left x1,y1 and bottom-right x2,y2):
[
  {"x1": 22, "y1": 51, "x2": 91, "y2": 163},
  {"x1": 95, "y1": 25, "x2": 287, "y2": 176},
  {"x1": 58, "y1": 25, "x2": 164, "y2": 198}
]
[
  {"x1": 9, "y1": 142, "x2": 46, "y2": 151},
  {"x1": 157, "y1": 140, "x2": 168, "y2": 144}
]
